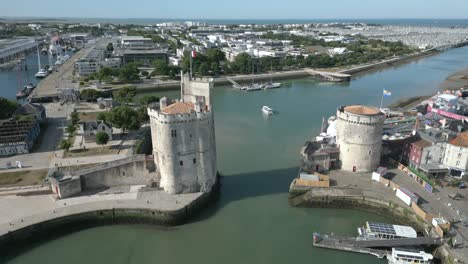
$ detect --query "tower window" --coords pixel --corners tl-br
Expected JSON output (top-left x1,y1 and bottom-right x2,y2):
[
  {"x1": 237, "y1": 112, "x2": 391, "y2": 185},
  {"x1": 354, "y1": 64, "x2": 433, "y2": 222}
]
[
  {"x1": 180, "y1": 160, "x2": 183, "y2": 166},
  {"x1": 171, "y1": 130, "x2": 177, "y2": 138},
  {"x1": 193, "y1": 158, "x2": 196, "y2": 164}
]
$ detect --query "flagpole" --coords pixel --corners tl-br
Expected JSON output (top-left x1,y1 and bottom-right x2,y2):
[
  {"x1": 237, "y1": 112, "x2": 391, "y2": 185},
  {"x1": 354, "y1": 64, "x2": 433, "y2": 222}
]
[
  {"x1": 380, "y1": 89, "x2": 384, "y2": 109},
  {"x1": 190, "y1": 51, "x2": 193, "y2": 79}
]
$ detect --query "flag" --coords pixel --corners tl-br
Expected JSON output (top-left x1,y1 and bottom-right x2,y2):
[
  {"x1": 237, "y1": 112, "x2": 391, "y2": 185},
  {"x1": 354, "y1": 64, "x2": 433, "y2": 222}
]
[
  {"x1": 191, "y1": 50, "x2": 197, "y2": 58},
  {"x1": 383, "y1": 89, "x2": 392, "y2": 97}
]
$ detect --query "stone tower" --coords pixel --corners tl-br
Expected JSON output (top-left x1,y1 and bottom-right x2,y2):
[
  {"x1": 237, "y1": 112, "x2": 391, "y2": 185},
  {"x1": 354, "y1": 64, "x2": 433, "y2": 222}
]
[
  {"x1": 147, "y1": 72, "x2": 217, "y2": 194},
  {"x1": 336, "y1": 105, "x2": 385, "y2": 172}
]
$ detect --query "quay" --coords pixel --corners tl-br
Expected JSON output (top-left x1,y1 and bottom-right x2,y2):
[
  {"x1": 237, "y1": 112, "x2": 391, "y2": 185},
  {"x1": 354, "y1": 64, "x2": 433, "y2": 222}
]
[{"x1": 28, "y1": 38, "x2": 109, "y2": 102}]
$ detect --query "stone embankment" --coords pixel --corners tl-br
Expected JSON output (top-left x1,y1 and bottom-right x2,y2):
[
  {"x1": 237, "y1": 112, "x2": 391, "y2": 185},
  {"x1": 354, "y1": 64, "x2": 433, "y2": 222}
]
[
  {"x1": 289, "y1": 185, "x2": 428, "y2": 232},
  {"x1": 0, "y1": 177, "x2": 220, "y2": 255}
]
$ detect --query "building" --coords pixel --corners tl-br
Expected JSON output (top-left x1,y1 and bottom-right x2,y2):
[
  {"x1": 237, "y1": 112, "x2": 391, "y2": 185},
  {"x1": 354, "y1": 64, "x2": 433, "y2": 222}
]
[
  {"x1": 408, "y1": 139, "x2": 432, "y2": 168},
  {"x1": 148, "y1": 72, "x2": 217, "y2": 194},
  {"x1": 444, "y1": 131, "x2": 468, "y2": 178},
  {"x1": 120, "y1": 36, "x2": 154, "y2": 49},
  {"x1": 0, "y1": 120, "x2": 40, "y2": 156},
  {"x1": 81, "y1": 120, "x2": 113, "y2": 143},
  {"x1": 336, "y1": 105, "x2": 385, "y2": 172},
  {"x1": 74, "y1": 43, "x2": 121, "y2": 77},
  {"x1": 301, "y1": 139, "x2": 340, "y2": 172},
  {"x1": 121, "y1": 49, "x2": 168, "y2": 66},
  {"x1": 13, "y1": 103, "x2": 46, "y2": 122}
]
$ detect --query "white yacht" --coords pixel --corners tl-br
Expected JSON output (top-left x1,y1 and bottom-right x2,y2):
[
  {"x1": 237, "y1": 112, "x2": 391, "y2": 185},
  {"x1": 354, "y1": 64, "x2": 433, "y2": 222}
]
[
  {"x1": 262, "y1": 106, "x2": 274, "y2": 115},
  {"x1": 387, "y1": 248, "x2": 433, "y2": 264},
  {"x1": 263, "y1": 81, "x2": 282, "y2": 89},
  {"x1": 35, "y1": 45, "x2": 49, "y2": 78},
  {"x1": 242, "y1": 83, "x2": 264, "y2": 91}
]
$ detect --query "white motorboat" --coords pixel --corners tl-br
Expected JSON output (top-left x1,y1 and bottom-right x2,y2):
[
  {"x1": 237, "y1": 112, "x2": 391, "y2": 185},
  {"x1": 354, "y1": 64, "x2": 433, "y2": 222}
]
[
  {"x1": 262, "y1": 106, "x2": 274, "y2": 115},
  {"x1": 35, "y1": 69, "x2": 49, "y2": 78}
]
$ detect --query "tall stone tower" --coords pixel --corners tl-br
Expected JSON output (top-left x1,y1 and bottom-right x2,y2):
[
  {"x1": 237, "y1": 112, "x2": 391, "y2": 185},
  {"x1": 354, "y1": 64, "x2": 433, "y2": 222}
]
[
  {"x1": 336, "y1": 105, "x2": 385, "y2": 172},
  {"x1": 147, "y1": 72, "x2": 217, "y2": 194}
]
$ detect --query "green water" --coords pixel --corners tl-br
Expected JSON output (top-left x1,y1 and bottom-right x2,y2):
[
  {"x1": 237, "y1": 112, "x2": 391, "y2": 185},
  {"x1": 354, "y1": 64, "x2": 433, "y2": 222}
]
[{"x1": 3, "y1": 47, "x2": 468, "y2": 264}]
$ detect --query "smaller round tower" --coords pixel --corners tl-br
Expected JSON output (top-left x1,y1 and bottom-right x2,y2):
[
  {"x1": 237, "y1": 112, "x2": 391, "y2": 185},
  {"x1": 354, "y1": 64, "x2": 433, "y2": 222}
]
[{"x1": 336, "y1": 105, "x2": 385, "y2": 172}]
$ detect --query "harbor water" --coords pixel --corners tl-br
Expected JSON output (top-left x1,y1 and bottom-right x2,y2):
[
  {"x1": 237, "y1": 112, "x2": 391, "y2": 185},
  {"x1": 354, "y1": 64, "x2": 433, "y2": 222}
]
[{"x1": 2, "y1": 46, "x2": 468, "y2": 264}]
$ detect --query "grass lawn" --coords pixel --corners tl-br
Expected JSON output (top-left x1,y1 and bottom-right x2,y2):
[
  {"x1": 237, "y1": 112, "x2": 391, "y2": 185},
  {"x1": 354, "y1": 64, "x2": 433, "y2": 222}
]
[
  {"x1": 0, "y1": 169, "x2": 48, "y2": 187},
  {"x1": 79, "y1": 112, "x2": 105, "y2": 122},
  {"x1": 64, "y1": 146, "x2": 118, "y2": 158}
]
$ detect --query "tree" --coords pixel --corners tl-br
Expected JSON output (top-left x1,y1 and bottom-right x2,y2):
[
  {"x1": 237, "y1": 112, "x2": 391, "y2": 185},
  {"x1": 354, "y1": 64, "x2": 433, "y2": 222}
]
[
  {"x1": 80, "y1": 89, "x2": 101, "y2": 102},
  {"x1": 118, "y1": 63, "x2": 140, "y2": 81},
  {"x1": 59, "y1": 140, "x2": 71, "y2": 151},
  {"x1": 109, "y1": 106, "x2": 141, "y2": 134},
  {"x1": 106, "y1": 42, "x2": 114, "y2": 52},
  {"x1": 152, "y1": 59, "x2": 170, "y2": 76},
  {"x1": 0, "y1": 97, "x2": 19, "y2": 120},
  {"x1": 141, "y1": 70, "x2": 149, "y2": 76},
  {"x1": 113, "y1": 86, "x2": 137, "y2": 104},
  {"x1": 139, "y1": 95, "x2": 160, "y2": 106},
  {"x1": 97, "y1": 112, "x2": 109, "y2": 122},
  {"x1": 96, "y1": 132, "x2": 109, "y2": 147},
  {"x1": 66, "y1": 124, "x2": 76, "y2": 134},
  {"x1": 70, "y1": 112, "x2": 80, "y2": 125},
  {"x1": 198, "y1": 62, "x2": 210, "y2": 76},
  {"x1": 230, "y1": 53, "x2": 252, "y2": 74}
]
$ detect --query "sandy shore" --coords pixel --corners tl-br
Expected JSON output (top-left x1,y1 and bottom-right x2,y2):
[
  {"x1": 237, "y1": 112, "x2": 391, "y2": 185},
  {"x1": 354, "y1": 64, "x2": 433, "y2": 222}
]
[{"x1": 440, "y1": 67, "x2": 468, "y2": 91}]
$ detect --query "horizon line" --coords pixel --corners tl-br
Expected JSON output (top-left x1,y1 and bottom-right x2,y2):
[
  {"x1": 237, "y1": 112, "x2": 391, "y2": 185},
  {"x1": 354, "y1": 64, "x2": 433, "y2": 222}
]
[{"x1": 1, "y1": 16, "x2": 468, "y2": 21}]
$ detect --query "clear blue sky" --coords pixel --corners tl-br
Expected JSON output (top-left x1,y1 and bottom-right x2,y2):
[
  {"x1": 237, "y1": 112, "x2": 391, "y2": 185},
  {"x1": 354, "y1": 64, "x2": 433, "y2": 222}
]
[{"x1": 1, "y1": 0, "x2": 467, "y2": 19}]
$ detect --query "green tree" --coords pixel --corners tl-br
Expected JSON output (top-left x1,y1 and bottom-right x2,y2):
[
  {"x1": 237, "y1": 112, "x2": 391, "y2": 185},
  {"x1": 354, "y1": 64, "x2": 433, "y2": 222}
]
[
  {"x1": 97, "y1": 112, "x2": 109, "y2": 122},
  {"x1": 118, "y1": 63, "x2": 140, "y2": 82},
  {"x1": 96, "y1": 131, "x2": 109, "y2": 147},
  {"x1": 113, "y1": 86, "x2": 137, "y2": 104},
  {"x1": 66, "y1": 124, "x2": 76, "y2": 134},
  {"x1": 136, "y1": 107, "x2": 149, "y2": 123},
  {"x1": 106, "y1": 42, "x2": 114, "y2": 52},
  {"x1": 152, "y1": 59, "x2": 170, "y2": 76},
  {"x1": 198, "y1": 62, "x2": 210, "y2": 76},
  {"x1": 0, "y1": 97, "x2": 19, "y2": 119},
  {"x1": 59, "y1": 139, "x2": 71, "y2": 151},
  {"x1": 230, "y1": 53, "x2": 252, "y2": 74},
  {"x1": 206, "y1": 48, "x2": 226, "y2": 63},
  {"x1": 109, "y1": 106, "x2": 141, "y2": 134},
  {"x1": 139, "y1": 95, "x2": 160, "y2": 106},
  {"x1": 70, "y1": 112, "x2": 80, "y2": 125},
  {"x1": 80, "y1": 89, "x2": 101, "y2": 102}
]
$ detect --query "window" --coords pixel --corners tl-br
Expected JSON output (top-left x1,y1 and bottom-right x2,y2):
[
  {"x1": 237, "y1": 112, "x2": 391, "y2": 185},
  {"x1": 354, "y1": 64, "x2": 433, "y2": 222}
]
[
  {"x1": 456, "y1": 160, "x2": 460, "y2": 166},
  {"x1": 180, "y1": 160, "x2": 183, "y2": 166},
  {"x1": 458, "y1": 153, "x2": 462, "y2": 159},
  {"x1": 171, "y1": 130, "x2": 177, "y2": 138},
  {"x1": 102, "y1": 126, "x2": 105, "y2": 131},
  {"x1": 193, "y1": 158, "x2": 196, "y2": 164}
]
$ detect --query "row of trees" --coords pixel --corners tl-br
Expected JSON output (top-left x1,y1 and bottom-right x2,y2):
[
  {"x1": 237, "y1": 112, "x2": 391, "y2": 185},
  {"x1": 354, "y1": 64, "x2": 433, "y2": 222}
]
[
  {"x1": 0, "y1": 97, "x2": 19, "y2": 120},
  {"x1": 88, "y1": 63, "x2": 141, "y2": 83}
]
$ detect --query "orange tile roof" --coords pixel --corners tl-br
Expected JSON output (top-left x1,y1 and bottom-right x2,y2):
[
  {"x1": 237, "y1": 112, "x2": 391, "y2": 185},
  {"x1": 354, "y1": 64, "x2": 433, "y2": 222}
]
[
  {"x1": 449, "y1": 131, "x2": 468, "y2": 148},
  {"x1": 161, "y1": 102, "x2": 194, "y2": 114},
  {"x1": 344, "y1": 105, "x2": 380, "y2": 116}
]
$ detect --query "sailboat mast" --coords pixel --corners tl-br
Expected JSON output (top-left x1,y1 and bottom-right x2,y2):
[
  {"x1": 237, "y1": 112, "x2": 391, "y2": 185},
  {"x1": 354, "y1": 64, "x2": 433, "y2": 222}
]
[{"x1": 36, "y1": 44, "x2": 41, "y2": 71}]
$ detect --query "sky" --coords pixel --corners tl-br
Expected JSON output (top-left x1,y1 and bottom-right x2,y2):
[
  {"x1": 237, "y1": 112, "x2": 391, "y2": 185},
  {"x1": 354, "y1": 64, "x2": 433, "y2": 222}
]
[{"x1": 1, "y1": 0, "x2": 468, "y2": 20}]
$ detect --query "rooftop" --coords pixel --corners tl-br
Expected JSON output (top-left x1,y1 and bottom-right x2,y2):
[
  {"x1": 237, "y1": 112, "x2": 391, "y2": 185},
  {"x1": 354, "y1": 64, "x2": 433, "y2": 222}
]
[
  {"x1": 412, "y1": 139, "x2": 432, "y2": 149},
  {"x1": 161, "y1": 102, "x2": 195, "y2": 115},
  {"x1": 344, "y1": 105, "x2": 381, "y2": 116},
  {"x1": 449, "y1": 131, "x2": 468, "y2": 148}
]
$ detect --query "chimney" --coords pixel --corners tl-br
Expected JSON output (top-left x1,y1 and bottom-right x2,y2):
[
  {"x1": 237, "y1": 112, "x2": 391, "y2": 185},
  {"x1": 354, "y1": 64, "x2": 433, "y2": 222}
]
[{"x1": 160, "y1": 97, "x2": 168, "y2": 109}]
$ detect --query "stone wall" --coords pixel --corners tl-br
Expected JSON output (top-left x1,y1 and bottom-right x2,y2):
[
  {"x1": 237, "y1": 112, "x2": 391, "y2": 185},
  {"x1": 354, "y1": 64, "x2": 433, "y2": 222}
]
[
  {"x1": 336, "y1": 106, "x2": 385, "y2": 172},
  {"x1": 50, "y1": 175, "x2": 82, "y2": 199},
  {"x1": 79, "y1": 156, "x2": 157, "y2": 190}
]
